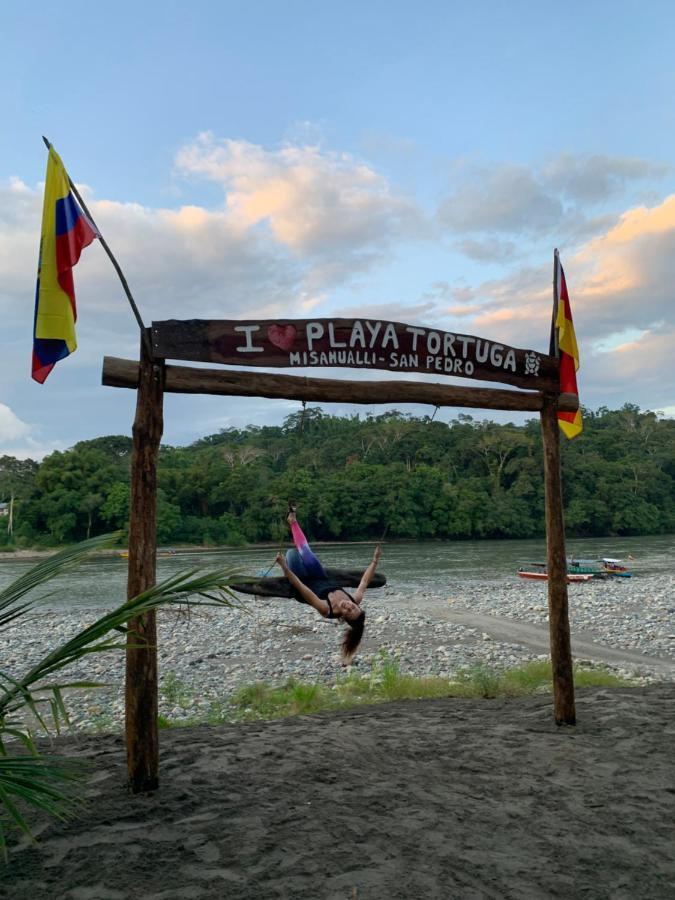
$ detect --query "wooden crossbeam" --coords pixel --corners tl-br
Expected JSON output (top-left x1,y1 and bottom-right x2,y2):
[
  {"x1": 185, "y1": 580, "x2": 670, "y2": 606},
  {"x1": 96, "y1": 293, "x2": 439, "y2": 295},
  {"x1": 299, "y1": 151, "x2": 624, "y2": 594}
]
[{"x1": 102, "y1": 357, "x2": 579, "y2": 414}]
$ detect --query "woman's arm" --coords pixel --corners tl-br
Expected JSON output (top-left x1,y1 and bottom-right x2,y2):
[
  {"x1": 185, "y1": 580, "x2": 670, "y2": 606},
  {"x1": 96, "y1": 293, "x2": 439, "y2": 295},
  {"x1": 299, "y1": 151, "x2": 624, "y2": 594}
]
[
  {"x1": 352, "y1": 545, "x2": 382, "y2": 604},
  {"x1": 275, "y1": 553, "x2": 329, "y2": 617}
]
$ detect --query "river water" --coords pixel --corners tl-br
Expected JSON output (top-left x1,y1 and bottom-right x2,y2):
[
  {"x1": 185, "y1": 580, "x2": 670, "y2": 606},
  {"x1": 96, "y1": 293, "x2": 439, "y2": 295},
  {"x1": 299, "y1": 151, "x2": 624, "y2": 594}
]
[{"x1": 1, "y1": 534, "x2": 673, "y2": 612}]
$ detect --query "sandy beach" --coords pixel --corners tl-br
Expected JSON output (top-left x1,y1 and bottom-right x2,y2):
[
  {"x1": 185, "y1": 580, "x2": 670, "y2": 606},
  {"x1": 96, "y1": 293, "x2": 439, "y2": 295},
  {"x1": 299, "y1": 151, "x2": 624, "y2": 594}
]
[{"x1": 3, "y1": 683, "x2": 675, "y2": 899}]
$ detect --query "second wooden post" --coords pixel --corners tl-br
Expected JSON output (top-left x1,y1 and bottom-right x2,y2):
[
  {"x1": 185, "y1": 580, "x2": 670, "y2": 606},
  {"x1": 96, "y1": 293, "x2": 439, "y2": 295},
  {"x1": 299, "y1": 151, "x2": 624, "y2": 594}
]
[{"x1": 540, "y1": 393, "x2": 576, "y2": 725}]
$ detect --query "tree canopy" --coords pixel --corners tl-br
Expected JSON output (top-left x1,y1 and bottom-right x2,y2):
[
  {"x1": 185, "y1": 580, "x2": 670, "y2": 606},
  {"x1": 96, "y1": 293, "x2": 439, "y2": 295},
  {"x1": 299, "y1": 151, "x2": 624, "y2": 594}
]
[{"x1": 2, "y1": 405, "x2": 674, "y2": 548}]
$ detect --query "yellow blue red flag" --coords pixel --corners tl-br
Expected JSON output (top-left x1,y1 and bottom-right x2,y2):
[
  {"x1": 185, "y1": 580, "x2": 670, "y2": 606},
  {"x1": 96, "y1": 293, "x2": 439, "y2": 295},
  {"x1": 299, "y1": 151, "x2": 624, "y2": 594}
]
[
  {"x1": 555, "y1": 256, "x2": 583, "y2": 439},
  {"x1": 32, "y1": 147, "x2": 97, "y2": 383}
]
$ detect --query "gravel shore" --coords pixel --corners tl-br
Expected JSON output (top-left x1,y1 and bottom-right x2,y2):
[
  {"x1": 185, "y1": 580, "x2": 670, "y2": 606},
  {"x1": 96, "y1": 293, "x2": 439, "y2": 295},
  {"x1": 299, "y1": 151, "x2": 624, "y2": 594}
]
[{"x1": 4, "y1": 570, "x2": 674, "y2": 734}]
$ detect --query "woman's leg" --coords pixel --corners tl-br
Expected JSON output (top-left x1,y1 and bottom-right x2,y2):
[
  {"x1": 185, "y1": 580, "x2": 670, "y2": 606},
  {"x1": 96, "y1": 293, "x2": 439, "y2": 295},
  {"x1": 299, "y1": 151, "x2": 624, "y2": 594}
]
[
  {"x1": 289, "y1": 518, "x2": 327, "y2": 580},
  {"x1": 285, "y1": 549, "x2": 309, "y2": 582}
]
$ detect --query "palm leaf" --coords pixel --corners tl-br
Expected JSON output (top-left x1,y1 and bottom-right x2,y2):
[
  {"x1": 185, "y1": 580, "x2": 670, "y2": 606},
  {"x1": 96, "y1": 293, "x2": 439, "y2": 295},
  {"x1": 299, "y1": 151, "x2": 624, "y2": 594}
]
[
  {"x1": 0, "y1": 755, "x2": 85, "y2": 860},
  {"x1": 0, "y1": 536, "x2": 248, "y2": 858}
]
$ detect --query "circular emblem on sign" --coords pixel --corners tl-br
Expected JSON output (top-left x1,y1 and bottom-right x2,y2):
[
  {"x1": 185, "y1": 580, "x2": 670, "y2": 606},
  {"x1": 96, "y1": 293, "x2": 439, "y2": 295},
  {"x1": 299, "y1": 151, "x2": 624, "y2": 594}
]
[{"x1": 524, "y1": 351, "x2": 541, "y2": 376}]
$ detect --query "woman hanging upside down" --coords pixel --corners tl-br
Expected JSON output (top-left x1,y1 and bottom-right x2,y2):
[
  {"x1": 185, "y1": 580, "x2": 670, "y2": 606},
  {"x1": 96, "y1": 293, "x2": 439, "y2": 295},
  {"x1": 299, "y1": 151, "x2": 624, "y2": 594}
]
[{"x1": 275, "y1": 507, "x2": 382, "y2": 663}]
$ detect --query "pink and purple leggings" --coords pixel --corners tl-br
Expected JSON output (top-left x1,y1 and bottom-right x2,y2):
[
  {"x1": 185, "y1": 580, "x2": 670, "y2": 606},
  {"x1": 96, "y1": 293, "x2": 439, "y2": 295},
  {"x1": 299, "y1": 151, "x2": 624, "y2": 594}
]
[{"x1": 286, "y1": 520, "x2": 327, "y2": 583}]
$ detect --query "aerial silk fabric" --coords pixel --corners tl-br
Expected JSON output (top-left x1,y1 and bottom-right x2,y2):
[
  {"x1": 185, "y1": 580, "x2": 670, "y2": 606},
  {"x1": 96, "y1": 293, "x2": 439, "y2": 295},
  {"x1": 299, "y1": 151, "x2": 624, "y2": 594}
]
[
  {"x1": 556, "y1": 259, "x2": 583, "y2": 439},
  {"x1": 32, "y1": 147, "x2": 97, "y2": 383}
]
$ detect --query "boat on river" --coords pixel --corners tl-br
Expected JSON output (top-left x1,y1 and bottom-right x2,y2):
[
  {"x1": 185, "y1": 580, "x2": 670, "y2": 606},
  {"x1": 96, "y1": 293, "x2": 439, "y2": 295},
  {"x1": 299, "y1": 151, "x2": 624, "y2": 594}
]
[
  {"x1": 600, "y1": 557, "x2": 633, "y2": 577},
  {"x1": 517, "y1": 564, "x2": 596, "y2": 583},
  {"x1": 518, "y1": 555, "x2": 633, "y2": 582},
  {"x1": 567, "y1": 557, "x2": 633, "y2": 577}
]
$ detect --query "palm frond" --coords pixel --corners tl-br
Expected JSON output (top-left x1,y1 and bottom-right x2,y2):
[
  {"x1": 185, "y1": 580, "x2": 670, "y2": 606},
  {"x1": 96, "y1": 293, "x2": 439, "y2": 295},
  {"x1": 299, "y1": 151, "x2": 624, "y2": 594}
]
[
  {"x1": 0, "y1": 537, "x2": 249, "y2": 857},
  {"x1": 0, "y1": 755, "x2": 85, "y2": 860},
  {"x1": 1, "y1": 563, "x2": 245, "y2": 719}
]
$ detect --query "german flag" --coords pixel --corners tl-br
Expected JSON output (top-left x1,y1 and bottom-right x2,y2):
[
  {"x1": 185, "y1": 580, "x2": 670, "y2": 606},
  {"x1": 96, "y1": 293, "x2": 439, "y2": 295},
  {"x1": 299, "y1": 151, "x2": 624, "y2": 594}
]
[{"x1": 555, "y1": 255, "x2": 582, "y2": 439}]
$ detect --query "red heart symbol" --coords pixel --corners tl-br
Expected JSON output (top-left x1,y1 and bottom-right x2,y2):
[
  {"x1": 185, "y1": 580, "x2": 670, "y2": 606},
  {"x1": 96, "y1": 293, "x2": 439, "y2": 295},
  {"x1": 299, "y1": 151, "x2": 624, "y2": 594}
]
[{"x1": 267, "y1": 324, "x2": 297, "y2": 351}]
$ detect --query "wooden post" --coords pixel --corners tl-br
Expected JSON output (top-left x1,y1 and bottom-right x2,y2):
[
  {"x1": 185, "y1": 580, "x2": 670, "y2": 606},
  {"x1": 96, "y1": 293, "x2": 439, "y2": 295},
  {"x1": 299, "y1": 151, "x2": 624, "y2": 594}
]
[
  {"x1": 125, "y1": 331, "x2": 164, "y2": 792},
  {"x1": 540, "y1": 394, "x2": 576, "y2": 725}
]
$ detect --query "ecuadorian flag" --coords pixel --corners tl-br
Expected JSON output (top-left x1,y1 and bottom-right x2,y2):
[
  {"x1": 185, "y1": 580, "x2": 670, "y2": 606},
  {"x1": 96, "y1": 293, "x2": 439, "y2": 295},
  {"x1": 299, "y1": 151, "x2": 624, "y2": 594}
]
[
  {"x1": 32, "y1": 147, "x2": 97, "y2": 383},
  {"x1": 555, "y1": 257, "x2": 583, "y2": 439}
]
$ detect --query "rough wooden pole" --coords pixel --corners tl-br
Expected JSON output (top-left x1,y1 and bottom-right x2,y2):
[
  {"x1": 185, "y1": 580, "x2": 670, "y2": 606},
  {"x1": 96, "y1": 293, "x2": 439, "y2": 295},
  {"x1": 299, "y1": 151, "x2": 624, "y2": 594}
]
[
  {"x1": 125, "y1": 332, "x2": 164, "y2": 792},
  {"x1": 102, "y1": 357, "x2": 580, "y2": 415},
  {"x1": 540, "y1": 394, "x2": 576, "y2": 725}
]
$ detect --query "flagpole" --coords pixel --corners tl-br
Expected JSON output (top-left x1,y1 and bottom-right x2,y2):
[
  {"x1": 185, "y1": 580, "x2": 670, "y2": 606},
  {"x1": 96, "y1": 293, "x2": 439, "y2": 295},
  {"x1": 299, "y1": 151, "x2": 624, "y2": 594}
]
[
  {"x1": 42, "y1": 136, "x2": 153, "y2": 360},
  {"x1": 549, "y1": 248, "x2": 559, "y2": 357}
]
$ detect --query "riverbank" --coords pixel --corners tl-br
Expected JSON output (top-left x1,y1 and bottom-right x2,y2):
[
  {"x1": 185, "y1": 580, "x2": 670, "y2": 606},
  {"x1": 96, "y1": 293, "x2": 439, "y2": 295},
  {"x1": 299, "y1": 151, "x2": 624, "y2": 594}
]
[
  {"x1": 5, "y1": 683, "x2": 675, "y2": 898},
  {"x1": 4, "y1": 571, "x2": 674, "y2": 735},
  {"x1": 0, "y1": 540, "x2": 380, "y2": 563}
]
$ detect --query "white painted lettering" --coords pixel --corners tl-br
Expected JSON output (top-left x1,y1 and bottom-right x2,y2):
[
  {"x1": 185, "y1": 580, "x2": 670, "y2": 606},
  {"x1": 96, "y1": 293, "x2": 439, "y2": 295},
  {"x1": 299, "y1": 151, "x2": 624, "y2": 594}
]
[
  {"x1": 307, "y1": 323, "x2": 324, "y2": 351},
  {"x1": 503, "y1": 349, "x2": 516, "y2": 371},
  {"x1": 234, "y1": 325, "x2": 264, "y2": 352},
  {"x1": 328, "y1": 323, "x2": 346, "y2": 348},
  {"x1": 365, "y1": 321, "x2": 382, "y2": 348},
  {"x1": 405, "y1": 326, "x2": 425, "y2": 351},
  {"x1": 382, "y1": 323, "x2": 399, "y2": 349},
  {"x1": 490, "y1": 344, "x2": 504, "y2": 367},
  {"x1": 289, "y1": 352, "x2": 301, "y2": 365},
  {"x1": 457, "y1": 335, "x2": 475, "y2": 358},
  {"x1": 444, "y1": 333, "x2": 456, "y2": 357},
  {"x1": 350, "y1": 321, "x2": 366, "y2": 349},
  {"x1": 427, "y1": 331, "x2": 441, "y2": 354},
  {"x1": 465, "y1": 360, "x2": 474, "y2": 376},
  {"x1": 475, "y1": 339, "x2": 489, "y2": 364}
]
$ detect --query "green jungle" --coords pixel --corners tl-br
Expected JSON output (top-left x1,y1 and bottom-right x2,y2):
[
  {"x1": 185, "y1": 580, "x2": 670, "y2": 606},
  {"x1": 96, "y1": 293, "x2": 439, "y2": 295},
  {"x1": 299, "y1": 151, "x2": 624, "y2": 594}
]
[{"x1": 1, "y1": 403, "x2": 674, "y2": 549}]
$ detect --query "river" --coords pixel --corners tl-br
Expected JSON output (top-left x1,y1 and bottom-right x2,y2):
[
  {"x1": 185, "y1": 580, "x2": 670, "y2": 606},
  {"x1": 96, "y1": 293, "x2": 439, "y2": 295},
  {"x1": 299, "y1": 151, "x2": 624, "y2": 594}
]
[{"x1": 0, "y1": 533, "x2": 673, "y2": 612}]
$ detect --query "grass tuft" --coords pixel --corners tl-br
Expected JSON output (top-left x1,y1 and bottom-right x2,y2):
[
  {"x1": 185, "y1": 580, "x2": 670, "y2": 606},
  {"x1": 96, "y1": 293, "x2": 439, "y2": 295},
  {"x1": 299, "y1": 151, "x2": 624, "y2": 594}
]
[{"x1": 148, "y1": 654, "x2": 634, "y2": 729}]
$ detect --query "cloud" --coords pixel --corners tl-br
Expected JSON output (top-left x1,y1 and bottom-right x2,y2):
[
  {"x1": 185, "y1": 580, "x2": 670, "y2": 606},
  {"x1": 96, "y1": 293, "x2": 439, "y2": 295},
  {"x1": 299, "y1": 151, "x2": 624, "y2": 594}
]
[
  {"x1": 570, "y1": 194, "x2": 675, "y2": 335},
  {"x1": 1, "y1": 136, "x2": 425, "y2": 347},
  {"x1": 439, "y1": 164, "x2": 562, "y2": 234},
  {"x1": 175, "y1": 133, "x2": 423, "y2": 285},
  {"x1": 438, "y1": 192, "x2": 675, "y2": 357},
  {"x1": 0, "y1": 403, "x2": 57, "y2": 459},
  {"x1": 437, "y1": 153, "x2": 668, "y2": 245},
  {"x1": 542, "y1": 154, "x2": 669, "y2": 203},
  {"x1": 0, "y1": 403, "x2": 31, "y2": 442},
  {"x1": 455, "y1": 237, "x2": 518, "y2": 263}
]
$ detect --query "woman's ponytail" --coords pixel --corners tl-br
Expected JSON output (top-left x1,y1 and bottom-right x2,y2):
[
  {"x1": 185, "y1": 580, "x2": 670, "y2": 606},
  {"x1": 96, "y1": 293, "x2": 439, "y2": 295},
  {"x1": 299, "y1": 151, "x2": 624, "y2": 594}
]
[{"x1": 341, "y1": 611, "x2": 365, "y2": 663}]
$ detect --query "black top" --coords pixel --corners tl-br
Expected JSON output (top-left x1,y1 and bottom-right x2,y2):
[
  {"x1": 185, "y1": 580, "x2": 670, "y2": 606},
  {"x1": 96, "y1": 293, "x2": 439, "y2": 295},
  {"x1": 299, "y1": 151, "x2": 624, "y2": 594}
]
[{"x1": 292, "y1": 579, "x2": 354, "y2": 618}]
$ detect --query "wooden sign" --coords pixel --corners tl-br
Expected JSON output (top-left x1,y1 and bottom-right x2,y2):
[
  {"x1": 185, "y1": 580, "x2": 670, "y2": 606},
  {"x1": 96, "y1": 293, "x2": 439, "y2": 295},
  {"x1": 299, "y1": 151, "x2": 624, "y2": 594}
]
[{"x1": 152, "y1": 318, "x2": 559, "y2": 391}]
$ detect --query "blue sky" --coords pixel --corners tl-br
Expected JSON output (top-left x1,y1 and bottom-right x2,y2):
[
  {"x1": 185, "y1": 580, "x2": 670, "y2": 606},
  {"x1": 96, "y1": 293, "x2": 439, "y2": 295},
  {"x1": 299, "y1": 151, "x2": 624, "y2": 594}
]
[{"x1": 2, "y1": 1, "x2": 675, "y2": 457}]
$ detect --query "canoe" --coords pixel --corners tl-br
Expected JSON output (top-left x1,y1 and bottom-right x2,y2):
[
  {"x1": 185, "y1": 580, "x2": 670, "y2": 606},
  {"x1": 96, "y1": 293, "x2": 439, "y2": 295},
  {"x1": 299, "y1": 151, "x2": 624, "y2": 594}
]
[
  {"x1": 600, "y1": 558, "x2": 632, "y2": 577},
  {"x1": 517, "y1": 568, "x2": 595, "y2": 583}
]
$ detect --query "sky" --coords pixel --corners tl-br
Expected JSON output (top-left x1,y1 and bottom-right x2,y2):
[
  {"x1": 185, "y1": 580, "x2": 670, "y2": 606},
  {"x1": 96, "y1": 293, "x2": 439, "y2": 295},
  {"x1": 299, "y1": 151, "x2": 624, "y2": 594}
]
[{"x1": 2, "y1": 1, "x2": 675, "y2": 459}]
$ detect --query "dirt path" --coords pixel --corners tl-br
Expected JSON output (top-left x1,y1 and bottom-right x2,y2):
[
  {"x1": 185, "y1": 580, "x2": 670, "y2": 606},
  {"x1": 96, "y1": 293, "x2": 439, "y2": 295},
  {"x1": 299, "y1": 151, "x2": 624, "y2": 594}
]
[{"x1": 440, "y1": 607, "x2": 675, "y2": 676}]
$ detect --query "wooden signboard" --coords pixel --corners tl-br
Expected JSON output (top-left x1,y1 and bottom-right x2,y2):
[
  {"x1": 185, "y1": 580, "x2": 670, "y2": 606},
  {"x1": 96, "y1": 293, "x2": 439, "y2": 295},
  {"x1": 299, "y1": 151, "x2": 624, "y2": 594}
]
[{"x1": 152, "y1": 318, "x2": 559, "y2": 392}]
